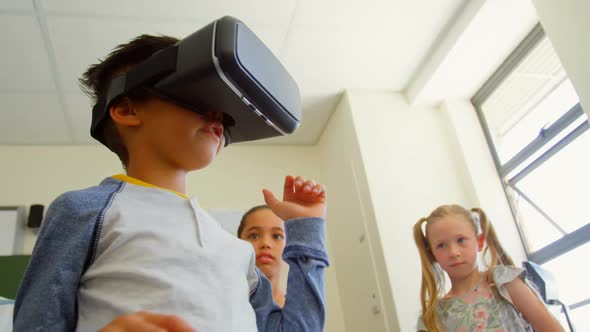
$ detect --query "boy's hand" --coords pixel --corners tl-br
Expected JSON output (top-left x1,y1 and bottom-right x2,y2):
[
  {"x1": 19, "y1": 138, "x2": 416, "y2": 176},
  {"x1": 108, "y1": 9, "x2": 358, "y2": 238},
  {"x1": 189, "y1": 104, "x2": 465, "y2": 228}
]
[
  {"x1": 100, "y1": 311, "x2": 196, "y2": 332},
  {"x1": 263, "y1": 175, "x2": 327, "y2": 221}
]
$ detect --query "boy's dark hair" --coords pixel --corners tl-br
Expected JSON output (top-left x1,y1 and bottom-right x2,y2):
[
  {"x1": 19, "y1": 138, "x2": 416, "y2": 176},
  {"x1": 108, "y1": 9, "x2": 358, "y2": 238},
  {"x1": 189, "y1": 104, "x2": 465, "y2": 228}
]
[
  {"x1": 79, "y1": 34, "x2": 179, "y2": 167},
  {"x1": 237, "y1": 205, "x2": 271, "y2": 238}
]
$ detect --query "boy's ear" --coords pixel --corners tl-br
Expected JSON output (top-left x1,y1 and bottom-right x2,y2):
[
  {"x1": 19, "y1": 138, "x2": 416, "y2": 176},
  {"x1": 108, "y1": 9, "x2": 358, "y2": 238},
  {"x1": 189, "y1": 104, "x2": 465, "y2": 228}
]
[
  {"x1": 109, "y1": 97, "x2": 142, "y2": 127},
  {"x1": 477, "y1": 234, "x2": 485, "y2": 251}
]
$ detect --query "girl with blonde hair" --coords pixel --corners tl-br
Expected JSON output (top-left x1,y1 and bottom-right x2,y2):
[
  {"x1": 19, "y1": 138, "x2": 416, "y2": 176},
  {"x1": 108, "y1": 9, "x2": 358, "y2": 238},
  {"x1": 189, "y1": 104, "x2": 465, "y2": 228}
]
[{"x1": 413, "y1": 204, "x2": 563, "y2": 332}]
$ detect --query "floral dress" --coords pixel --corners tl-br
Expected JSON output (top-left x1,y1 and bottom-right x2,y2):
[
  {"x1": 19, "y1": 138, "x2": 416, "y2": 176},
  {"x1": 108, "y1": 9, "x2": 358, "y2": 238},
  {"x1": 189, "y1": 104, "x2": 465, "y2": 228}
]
[{"x1": 417, "y1": 266, "x2": 533, "y2": 331}]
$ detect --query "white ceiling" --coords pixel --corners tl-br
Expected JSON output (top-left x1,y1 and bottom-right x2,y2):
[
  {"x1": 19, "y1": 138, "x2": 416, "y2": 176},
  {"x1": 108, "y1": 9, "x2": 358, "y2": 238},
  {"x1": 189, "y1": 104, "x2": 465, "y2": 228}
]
[{"x1": 0, "y1": 0, "x2": 537, "y2": 146}]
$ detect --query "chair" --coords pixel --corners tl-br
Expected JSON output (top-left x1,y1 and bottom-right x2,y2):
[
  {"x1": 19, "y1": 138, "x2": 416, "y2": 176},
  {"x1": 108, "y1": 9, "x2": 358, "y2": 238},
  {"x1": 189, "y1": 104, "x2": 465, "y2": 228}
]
[{"x1": 523, "y1": 261, "x2": 576, "y2": 332}]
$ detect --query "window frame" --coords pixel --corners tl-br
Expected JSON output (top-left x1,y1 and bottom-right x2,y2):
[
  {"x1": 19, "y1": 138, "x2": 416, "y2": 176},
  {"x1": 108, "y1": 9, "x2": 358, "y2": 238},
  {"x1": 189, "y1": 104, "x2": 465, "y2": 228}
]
[{"x1": 470, "y1": 23, "x2": 589, "y2": 313}]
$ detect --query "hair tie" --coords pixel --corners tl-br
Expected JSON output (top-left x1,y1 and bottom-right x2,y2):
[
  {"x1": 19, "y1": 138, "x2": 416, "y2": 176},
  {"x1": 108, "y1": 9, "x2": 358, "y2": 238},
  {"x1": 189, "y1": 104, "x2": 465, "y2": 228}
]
[
  {"x1": 471, "y1": 211, "x2": 482, "y2": 236},
  {"x1": 421, "y1": 218, "x2": 428, "y2": 237}
]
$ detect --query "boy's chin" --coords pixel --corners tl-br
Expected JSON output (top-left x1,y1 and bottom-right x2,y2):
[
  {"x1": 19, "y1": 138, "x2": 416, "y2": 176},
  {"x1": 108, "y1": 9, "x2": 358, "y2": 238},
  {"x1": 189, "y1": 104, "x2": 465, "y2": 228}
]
[
  {"x1": 189, "y1": 148, "x2": 221, "y2": 169},
  {"x1": 190, "y1": 159, "x2": 215, "y2": 171}
]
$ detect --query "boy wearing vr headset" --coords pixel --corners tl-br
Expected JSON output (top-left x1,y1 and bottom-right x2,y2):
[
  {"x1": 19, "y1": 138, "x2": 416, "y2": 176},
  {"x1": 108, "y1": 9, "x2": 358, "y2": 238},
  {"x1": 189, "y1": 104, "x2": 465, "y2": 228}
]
[{"x1": 13, "y1": 32, "x2": 329, "y2": 331}]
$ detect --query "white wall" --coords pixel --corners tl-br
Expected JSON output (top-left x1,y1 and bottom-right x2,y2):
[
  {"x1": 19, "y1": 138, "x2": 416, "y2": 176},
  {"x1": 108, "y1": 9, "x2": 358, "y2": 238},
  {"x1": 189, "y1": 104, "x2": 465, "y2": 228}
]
[
  {"x1": 0, "y1": 144, "x2": 345, "y2": 332},
  {"x1": 0, "y1": 145, "x2": 123, "y2": 251},
  {"x1": 441, "y1": 100, "x2": 527, "y2": 263},
  {"x1": 0, "y1": 145, "x2": 122, "y2": 207},
  {"x1": 186, "y1": 145, "x2": 318, "y2": 209},
  {"x1": 345, "y1": 91, "x2": 476, "y2": 331},
  {"x1": 532, "y1": 0, "x2": 590, "y2": 118},
  {"x1": 318, "y1": 92, "x2": 397, "y2": 332}
]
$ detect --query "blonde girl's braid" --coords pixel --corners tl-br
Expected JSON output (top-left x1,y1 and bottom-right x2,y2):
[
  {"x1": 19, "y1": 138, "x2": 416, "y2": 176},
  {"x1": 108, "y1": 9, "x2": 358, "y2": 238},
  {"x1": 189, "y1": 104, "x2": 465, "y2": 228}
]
[
  {"x1": 413, "y1": 217, "x2": 444, "y2": 332},
  {"x1": 471, "y1": 208, "x2": 515, "y2": 292}
]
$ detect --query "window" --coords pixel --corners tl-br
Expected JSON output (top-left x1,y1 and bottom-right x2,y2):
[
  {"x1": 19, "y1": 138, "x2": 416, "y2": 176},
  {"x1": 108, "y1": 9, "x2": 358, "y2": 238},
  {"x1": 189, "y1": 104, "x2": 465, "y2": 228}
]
[{"x1": 472, "y1": 24, "x2": 589, "y2": 330}]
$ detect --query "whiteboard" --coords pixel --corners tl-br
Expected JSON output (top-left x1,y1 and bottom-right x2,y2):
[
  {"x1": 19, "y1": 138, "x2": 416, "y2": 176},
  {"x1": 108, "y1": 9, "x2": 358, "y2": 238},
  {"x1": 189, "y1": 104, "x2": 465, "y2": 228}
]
[{"x1": 0, "y1": 207, "x2": 26, "y2": 255}]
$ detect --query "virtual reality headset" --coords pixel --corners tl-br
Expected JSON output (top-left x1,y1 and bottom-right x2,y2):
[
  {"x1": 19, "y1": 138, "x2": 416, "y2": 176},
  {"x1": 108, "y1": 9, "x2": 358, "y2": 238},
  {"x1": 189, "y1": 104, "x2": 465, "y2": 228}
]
[{"x1": 90, "y1": 16, "x2": 301, "y2": 146}]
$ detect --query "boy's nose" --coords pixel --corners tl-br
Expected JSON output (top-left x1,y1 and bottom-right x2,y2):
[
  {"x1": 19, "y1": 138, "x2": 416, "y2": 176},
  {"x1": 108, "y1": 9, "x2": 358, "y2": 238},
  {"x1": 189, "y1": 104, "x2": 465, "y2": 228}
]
[{"x1": 202, "y1": 111, "x2": 224, "y2": 123}]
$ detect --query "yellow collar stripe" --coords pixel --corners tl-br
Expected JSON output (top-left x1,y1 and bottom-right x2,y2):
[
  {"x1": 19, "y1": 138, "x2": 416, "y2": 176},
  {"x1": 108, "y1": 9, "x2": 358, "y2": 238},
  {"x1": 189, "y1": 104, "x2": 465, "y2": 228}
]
[{"x1": 112, "y1": 174, "x2": 189, "y2": 199}]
